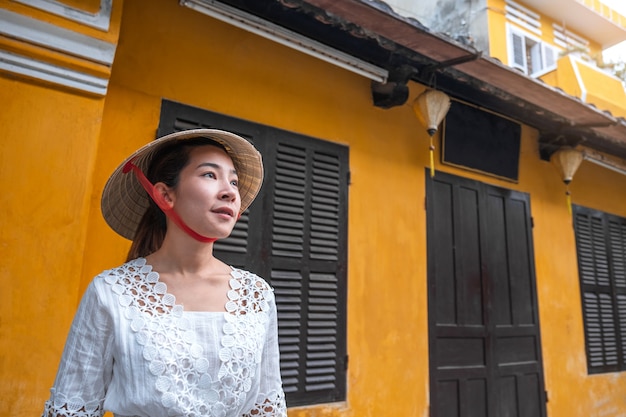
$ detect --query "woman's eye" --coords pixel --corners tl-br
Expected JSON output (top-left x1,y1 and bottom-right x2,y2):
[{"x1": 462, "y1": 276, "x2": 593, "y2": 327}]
[
  {"x1": 231, "y1": 180, "x2": 239, "y2": 187},
  {"x1": 203, "y1": 172, "x2": 216, "y2": 178}
]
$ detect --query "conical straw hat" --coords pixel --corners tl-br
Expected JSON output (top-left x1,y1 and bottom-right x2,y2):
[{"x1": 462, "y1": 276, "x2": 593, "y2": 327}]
[{"x1": 101, "y1": 129, "x2": 263, "y2": 240}]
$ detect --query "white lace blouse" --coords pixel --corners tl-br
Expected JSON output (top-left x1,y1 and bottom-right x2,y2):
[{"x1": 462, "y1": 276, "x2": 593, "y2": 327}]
[{"x1": 43, "y1": 258, "x2": 287, "y2": 417}]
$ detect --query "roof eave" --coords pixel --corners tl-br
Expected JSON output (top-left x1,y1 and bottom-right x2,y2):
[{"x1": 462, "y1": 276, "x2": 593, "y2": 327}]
[{"x1": 301, "y1": 0, "x2": 626, "y2": 158}]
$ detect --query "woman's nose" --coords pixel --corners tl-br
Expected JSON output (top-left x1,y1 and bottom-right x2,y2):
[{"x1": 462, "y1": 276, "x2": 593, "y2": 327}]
[{"x1": 219, "y1": 182, "x2": 237, "y2": 201}]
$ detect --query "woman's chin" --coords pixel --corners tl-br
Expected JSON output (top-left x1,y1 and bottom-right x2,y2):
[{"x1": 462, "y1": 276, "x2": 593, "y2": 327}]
[{"x1": 205, "y1": 226, "x2": 236, "y2": 241}]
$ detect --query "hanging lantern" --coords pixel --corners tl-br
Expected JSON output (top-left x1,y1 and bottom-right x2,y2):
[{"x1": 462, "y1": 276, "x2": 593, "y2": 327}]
[
  {"x1": 550, "y1": 147, "x2": 583, "y2": 215},
  {"x1": 412, "y1": 89, "x2": 451, "y2": 177}
]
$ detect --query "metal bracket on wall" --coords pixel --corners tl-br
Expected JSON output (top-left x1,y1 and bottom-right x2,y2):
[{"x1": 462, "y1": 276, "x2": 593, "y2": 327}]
[
  {"x1": 371, "y1": 52, "x2": 482, "y2": 109},
  {"x1": 419, "y1": 51, "x2": 483, "y2": 84}
]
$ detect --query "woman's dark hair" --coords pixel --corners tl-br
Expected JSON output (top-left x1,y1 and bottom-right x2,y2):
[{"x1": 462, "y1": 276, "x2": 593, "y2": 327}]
[{"x1": 126, "y1": 137, "x2": 226, "y2": 261}]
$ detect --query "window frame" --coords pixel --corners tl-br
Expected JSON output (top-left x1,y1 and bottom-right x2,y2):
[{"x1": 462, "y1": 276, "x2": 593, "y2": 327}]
[{"x1": 507, "y1": 24, "x2": 558, "y2": 77}]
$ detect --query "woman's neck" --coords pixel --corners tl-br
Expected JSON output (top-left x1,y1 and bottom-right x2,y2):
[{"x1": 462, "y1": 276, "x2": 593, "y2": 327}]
[{"x1": 146, "y1": 232, "x2": 225, "y2": 277}]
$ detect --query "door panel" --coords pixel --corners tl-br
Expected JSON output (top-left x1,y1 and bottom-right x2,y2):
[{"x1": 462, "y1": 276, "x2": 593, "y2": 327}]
[{"x1": 427, "y1": 171, "x2": 546, "y2": 417}]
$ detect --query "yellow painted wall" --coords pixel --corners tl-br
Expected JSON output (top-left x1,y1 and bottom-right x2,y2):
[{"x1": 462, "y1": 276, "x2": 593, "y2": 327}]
[
  {"x1": 3, "y1": 0, "x2": 626, "y2": 416},
  {"x1": 486, "y1": 0, "x2": 509, "y2": 61},
  {"x1": 576, "y1": 59, "x2": 626, "y2": 117},
  {"x1": 0, "y1": 1, "x2": 121, "y2": 415},
  {"x1": 0, "y1": 75, "x2": 105, "y2": 414},
  {"x1": 542, "y1": 55, "x2": 584, "y2": 97},
  {"x1": 540, "y1": 56, "x2": 626, "y2": 118}
]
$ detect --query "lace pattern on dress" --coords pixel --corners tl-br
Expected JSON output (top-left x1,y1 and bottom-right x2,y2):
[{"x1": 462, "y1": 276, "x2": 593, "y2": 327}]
[
  {"x1": 103, "y1": 258, "x2": 272, "y2": 417},
  {"x1": 42, "y1": 391, "x2": 104, "y2": 417},
  {"x1": 243, "y1": 390, "x2": 287, "y2": 417}
]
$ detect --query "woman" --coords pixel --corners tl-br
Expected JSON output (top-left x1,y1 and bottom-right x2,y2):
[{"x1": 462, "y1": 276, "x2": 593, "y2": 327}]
[{"x1": 43, "y1": 129, "x2": 286, "y2": 417}]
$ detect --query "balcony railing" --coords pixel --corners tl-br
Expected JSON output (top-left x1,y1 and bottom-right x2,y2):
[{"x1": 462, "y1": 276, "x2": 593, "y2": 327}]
[{"x1": 541, "y1": 54, "x2": 626, "y2": 118}]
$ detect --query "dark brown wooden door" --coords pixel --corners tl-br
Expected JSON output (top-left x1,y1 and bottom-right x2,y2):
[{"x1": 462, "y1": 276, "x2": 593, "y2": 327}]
[{"x1": 426, "y1": 171, "x2": 547, "y2": 417}]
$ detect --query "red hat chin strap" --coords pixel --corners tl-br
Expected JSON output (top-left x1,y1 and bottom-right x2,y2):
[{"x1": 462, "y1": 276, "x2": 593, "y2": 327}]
[{"x1": 123, "y1": 159, "x2": 226, "y2": 243}]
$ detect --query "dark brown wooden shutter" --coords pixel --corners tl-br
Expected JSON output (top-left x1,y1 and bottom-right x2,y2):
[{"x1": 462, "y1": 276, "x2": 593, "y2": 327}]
[
  {"x1": 267, "y1": 139, "x2": 348, "y2": 406},
  {"x1": 573, "y1": 205, "x2": 626, "y2": 373},
  {"x1": 157, "y1": 99, "x2": 348, "y2": 407}
]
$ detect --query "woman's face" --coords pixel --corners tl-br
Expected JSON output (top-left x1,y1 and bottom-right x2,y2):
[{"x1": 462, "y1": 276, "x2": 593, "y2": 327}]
[{"x1": 169, "y1": 145, "x2": 242, "y2": 239}]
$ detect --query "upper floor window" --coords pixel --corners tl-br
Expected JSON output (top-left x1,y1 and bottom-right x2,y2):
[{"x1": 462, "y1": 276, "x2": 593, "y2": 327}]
[
  {"x1": 508, "y1": 25, "x2": 557, "y2": 77},
  {"x1": 504, "y1": 0, "x2": 557, "y2": 77}
]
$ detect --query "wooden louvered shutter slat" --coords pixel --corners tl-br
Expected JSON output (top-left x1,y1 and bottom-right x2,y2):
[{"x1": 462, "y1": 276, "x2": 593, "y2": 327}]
[
  {"x1": 272, "y1": 143, "x2": 307, "y2": 397},
  {"x1": 575, "y1": 212, "x2": 609, "y2": 288},
  {"x1": 270, "y1": 141, "x2": 347, "y2": 406},
  {"x1": 306, "y1": 151, "x2": 342, "y2": 395},
  {"x1": 583, "y1": 292, "x2": 618, "y2": 368},
  {"x1": 306, "y1": 271, "x2": 339, "y2": 391},
  {"x1": 272, "y1": 144, "x2": 306, "y2": 259},
  {"x1": 619, "y1": 295, "x2": 626, "y2": 365},
  {"x1": 576, "y1": 216, "x2": 596, "y2": 285},
  {"x1": 311, "y1": 152, "x2": 340, "y2": 261},
  {"x1": 574, "y1": 206, "x2": 626, "y2": 373},
  {"x1": 575, "y1": 210, "x2": 614, "y2": 371},
  {"x1": 272, "y1": 269, "x2": 304, "y2": 394},
  {"x1": 610, "y1": 220, "x2": 626, "y2": 366},
  {"x1": 609, "y1": 221, "x2": 626, "y2": 288},
  {"x1": 592, "y1": 216, "x2": 611, "y2": 286}
]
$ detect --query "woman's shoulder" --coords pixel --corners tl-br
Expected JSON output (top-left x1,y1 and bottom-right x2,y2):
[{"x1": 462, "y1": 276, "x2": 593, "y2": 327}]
[
  {"x1": 93, "y1": 258, "x2": 148, "y2": 279},
  {"x1": 73, "y1": 259, "x2": 146, "y2": 312},
  {"x1": 90, "y1": 258, "x2": 152, "y2": 293}
]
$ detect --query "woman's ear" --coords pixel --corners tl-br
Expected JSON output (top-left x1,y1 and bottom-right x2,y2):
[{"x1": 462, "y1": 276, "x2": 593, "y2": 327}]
[{"x1": 153, "y1": 182, "x2": 174, "y2": 208}]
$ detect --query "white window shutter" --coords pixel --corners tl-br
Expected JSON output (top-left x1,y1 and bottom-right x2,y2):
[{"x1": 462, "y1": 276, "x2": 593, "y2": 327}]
[
  {"x1": 544, "y1": 45, "x2": 556, "y2": 69},
  {"x1": 530, "y1": 42, "x2": 543, "y2": 74},
  {"x1": 511, "y1": 32, "x2": 526, "y2": 71}
]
